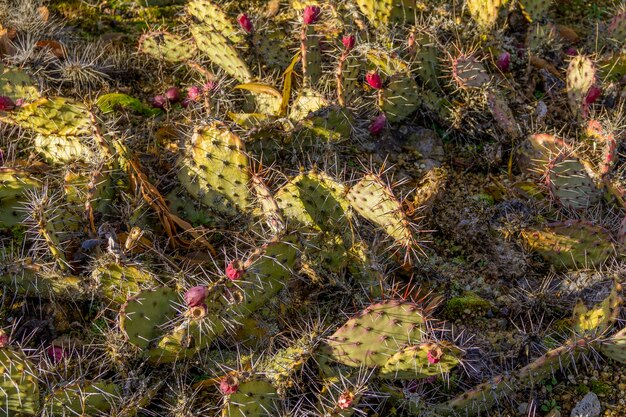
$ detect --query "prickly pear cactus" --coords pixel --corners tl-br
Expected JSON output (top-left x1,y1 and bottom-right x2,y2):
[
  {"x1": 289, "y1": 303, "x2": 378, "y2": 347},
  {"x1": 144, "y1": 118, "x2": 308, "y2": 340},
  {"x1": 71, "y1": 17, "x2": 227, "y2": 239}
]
[
  {"x1": 1, "y1": 97, "x2": 93, "y2": 136},
  {"x1": 323, "y1": 300, "x2": 426, "y2": 368},
  {"x1": 451, "y1": 54, "x2": 490, "y2": 89},
  {"x1": 379, "y1": 75, "x2": 419, "y2": 122},
  {"x1": 275, "y1": 170, "x2": 352, "y2": 237},
  {"x1": 190, "y1": 25, "x2": 252, "y2": 82},
  {"x1": 46, "y1": 381, "x2": 122, "y2": 416},
  {"x1": 355, "y1": 0, "x2": 418, "y2": 28},
  {"x1": 520, "y1": 220, "x2": 614, "y2": 269},
  {"x1": 222, "y1": 379, "x2": 278, "y2": 417},
  {"x1": 138, "y1": 31, "x2": 197, "y2": 63},
  {"x1": 33, "y1": 134, "x2": 93, "y2": 164},
  {"x1": 466, "y1": 0, "x2": 505, "y2": 29},
  {"x1": 0, "y1": 168, "x2": 41, "y2": 228},
  {"x1": 566, "y1": 55, "x2": 596, "y2": 117},
  {"x1": 545, "y1": 154, "x2": 602, "y2": 210},
  {"x1": 519, "y1": 0, "x2": 551, "y2": 22},
  {"x1": 379, "y1": 342, "x2": 461, "y2": 379},
  {"x1": 599, "y1": 327, "x2": 626, "y2": 364},
  {"x1": 0, "y1": 349, "x2": 40, "y2": 416},
  {"x1": 119, "y1": 286, "x2": 180, "y2": 350},
  {"x1": 187, "y1": 0, "x2": 245, "y2": 45},
  {"x1": 0, "y1": 64, "x2": 39, "y2": 101},
  {"x1": 346, "y1": 174, "x2": 414, "y2": 254},
  {"x1": 517, "y1": 133, "x2": 567, "y2": 175},
  {"x1": 572, "y1": 285, "x2": 622, "y2": 337},
  {"x1": 92, "y1": 263, "x2": 154, "y2": 304},
  {"x1": 178, "y1": 122, "x2": 251, "y2": 217}
]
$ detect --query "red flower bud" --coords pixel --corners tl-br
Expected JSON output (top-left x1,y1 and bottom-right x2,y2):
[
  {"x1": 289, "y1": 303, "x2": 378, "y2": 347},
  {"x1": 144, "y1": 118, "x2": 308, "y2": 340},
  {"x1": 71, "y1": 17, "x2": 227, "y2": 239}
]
[
  {"x1": 496, "y1": 52, "x2": 510, "y2": 72},
  {"x1": 219, "y1": 375, "x2": 239, "y2": 395},
  {"x1": 237, "y1": 13, "x2": 253, "y2": 33},
  {"x1": 427, "y1": 347, "x2": 443, "y2": 364},
  {"x1": 369, "y1": 114, "x2": 386, "y2": 136},
  {"x1": 584, "y1": 85, "x2": 601, "y2": 105},
  {"x1": 226, "y1": 261, "x2": 244, "y2": 280},
  {"x1": 184, "y1": 285, "x2": 208, "y2": 308},
  {"x1": 365, "y1": 71, "x2": 383, "y2": 89},
  {"x1": 46, "y1": 345, "x2": 66, "y2": 363},
  {"x1": 303, "y1": 5, "x2": 321, "y2": 25},
  {"x1": 165, "y1": 87, "x2": 181, "y2": 103},
  {"x1": 0, "y1": 96, "x2": 15, "y2": 111},
  {"x1": 342, "y1": 35, "x2": 355, "y2": 51}
]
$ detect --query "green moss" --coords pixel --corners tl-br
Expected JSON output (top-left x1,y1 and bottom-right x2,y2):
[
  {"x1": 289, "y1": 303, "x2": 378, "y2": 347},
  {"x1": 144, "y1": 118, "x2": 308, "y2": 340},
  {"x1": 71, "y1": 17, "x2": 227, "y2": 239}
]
[
  {"x1": 444, "y1": 292, "x2": 491, "y2": 319},
  {"x1": 589, "y1": 380, "x2": 611, "y2": 396}
]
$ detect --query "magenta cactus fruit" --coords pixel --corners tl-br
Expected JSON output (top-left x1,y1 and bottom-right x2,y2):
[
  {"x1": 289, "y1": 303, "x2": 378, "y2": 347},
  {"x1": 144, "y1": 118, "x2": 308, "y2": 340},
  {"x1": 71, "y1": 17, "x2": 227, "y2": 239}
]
[
  {"x1": 238, "y1": 13, "x2": 253, "y2": 33},
  {"x1": 496, "y1": 52, "x2": 510, "y2": 72},
  {"x1": 226, "y1": 260, "x2": 244, "y2": 280},
  {"x1": 303, "y1": 5, "x2": 321, "y2": 25},
  {"x1": 184, "y1": 285, "x2": 208, "y2": 308},
  {"x1": 0, "y1": 330, "x2": 8, "y2": 348},
  {"x1": 365, "y1": 71, "x2": 383, "y2": 89},
  {"x1": 0, "y1": 96, "x2": 15, "y2": 111},
  {"x1": 584, "y1": 85, "x2": 601, "y2": 105},
  {"x1": 165, "y1": 87, "x2": 181, "y2": 103},
  {"x1": 337, "y1": 390, "x2": 354, "y2": 409},
  {"x1": 427, "y1": 346, "x2": 443, "y2": 364},
  {"x1": 369, "y1": 114, "x2": 386, "y2": 135},
  {"x1": 150, "y1": 95, "x2": 167, "y2": 109},
  {"x1": 219, "y1": 375, "x2": 239, "y2": 394},
  {"x1": 46, "y1": 345, "x2": 65, "y2": 363},
  {"x1": 187, "y1": 86, "x2": 201, "y2": 101},
  {"x1": 342, "y1": 34, "x2": 355, "y2": 51}
]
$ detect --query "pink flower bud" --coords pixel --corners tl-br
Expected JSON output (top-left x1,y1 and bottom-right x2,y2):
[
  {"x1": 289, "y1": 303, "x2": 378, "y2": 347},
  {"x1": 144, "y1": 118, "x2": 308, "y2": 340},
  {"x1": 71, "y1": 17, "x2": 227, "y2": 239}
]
[
  {"x1": 203, "y1": 81, "x2": 217, "y2": 94},
  {"x1": 46, "y1": 345, "x2": 65, "y2": 363},
  {"x1": 303, "y1": 5, "x2": 321, "y2": 25},
  {"x1": 584, "y1": 85, "x2": 601, "y2": 105},
  {"x1": 369, "y1": 114, "x2": 386, "y2": 136},
  {"x1": 226, "y1": 261, "x2": 244, "y2": 280},
  {"x1": 184, "y1": 285, "x2": 208, "y2": 308},
  {"x1": 187, "y1": 86, "x2": 201, "y2": 101},
  {"x1": 238, "y1": 14, "x2": 253, "y2": 33},
  {"x1": 565, "y1": 47, "x2": 577, "y2": 56},
  {"x1": 337, "y1": 391, "x2": 354, "y2": 409},
  {"x1": 0, "y1": 331, "x2": 8, "y2": 348},
  {"x1": 496, "y1": 52, "x2": 510, "y2": 72},
  {"x1": 365, "y1": 71, "x2": 383, "y2": 90},
  {"x1": 165, "y1": 87, "x2": 181, "y2": 103},
  {"x1": 427, "y1": 347, "x2": 443, "y2": 364},
  {"x1": 219, "y1": 375, "x2": 239, "y2": 394},
  {"x1": 342, "y1": 35, "x2": 355, "y2": 51},
  {"x1": 0, "y1": 96, "x2": 15, "y2": 111},
  {"x1": 150, "y1": 95, "x2": 167, "y2": 109}
]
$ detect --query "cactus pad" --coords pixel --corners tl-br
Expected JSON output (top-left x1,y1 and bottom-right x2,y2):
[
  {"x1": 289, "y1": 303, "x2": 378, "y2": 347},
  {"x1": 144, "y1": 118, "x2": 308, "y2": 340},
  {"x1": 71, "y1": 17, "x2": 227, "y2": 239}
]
[
  {"x1": 0, "y1": 349, "x2": 39, "y2": 416},
  {"x1": 188, "y1": 0, "x2": 245, "y2": 45},
  {"x1": 545, "y1": 154, "x2": 602, "y2": 210},
  {"x1": 222, "y1": 379, "x2": 278, "y2": 417},
  {"x1": 355, "y1": 0, "x2": 418, "y2": 27},
  {"x1": 379, "y1": 342, "x2": 462, "y2": 379},
  {"x1": 2, "y1": 97, "x2": 92, "y2": 136},
  {"x1": 120, "y1": 286, "x2": 180, "y2": 350},
  {"x1": 178, "y1": 122, "x2": 251, "y2": 216},
  {"x1": 0, "y1": 64, "x2": 39, "y2": 101},
  {"x1": 138, "y1": 31, "x2": 197, "y2": 63},
  {"x1": 379, "y1": 75, "x2": 419, "y2": 122},
  {"x1": 191, "y1": 24, "x2": 252, "y2": 82},
  {"x1": 566, "y1": 55, "x2": 596, "y2": 117},
  {"x1": 46, "y1": 381, "x2": 122, "y2": 416},
  {"x1": 93, "y1": 263, "x2": 154, "y2": 304},
  {"x1": 520, "y1": 220, "x2": 614, "y2": 269},
  {"x1": 0, "y1": 168, "x2": 41, "y2": 228},
  {"x1": 466, "y1": 0, "x2": 505, "y2": 29},
  {"x1": 599, "y1": 327, "x2": 626, "y2": 364},
  {"x1": 324, "y1": 300, "x2": 426, "y2": 368},
  {"x1": 519, "y1": 0, "x2": 552, "y2": 22},
  {"x1": 346, "y1": 174, "x2": 414, "y2": 251},
  {"x1": 572, "y1": 285, "x2": 622, "y2": 336},
  {"x1": 451, "y1": 54, "x2": 490, "y2": 89}
]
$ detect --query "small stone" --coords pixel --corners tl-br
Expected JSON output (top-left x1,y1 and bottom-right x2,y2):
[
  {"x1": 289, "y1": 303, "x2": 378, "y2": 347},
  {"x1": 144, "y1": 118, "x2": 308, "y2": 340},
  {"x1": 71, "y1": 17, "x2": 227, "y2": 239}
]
[
  {"x1": 570, "y1": 392, "x2": 601, "y2": 417},
  {"x1": 517, "y1": 402, "x2": 529, "y2": 415}
]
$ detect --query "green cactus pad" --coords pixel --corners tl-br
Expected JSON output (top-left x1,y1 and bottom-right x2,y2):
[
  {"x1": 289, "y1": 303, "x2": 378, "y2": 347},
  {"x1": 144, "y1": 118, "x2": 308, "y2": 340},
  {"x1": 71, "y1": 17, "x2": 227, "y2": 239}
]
[
  {"x1": 451, "y1": 54, "x2": 490, "y2": 89},
  {"x1": 516, "y1": 133, "x2": 567, "y2": 175},
  {"x1": 572, "y1": 285, "x2": 622, "y2": 337},
  {"x1": 355, "y1": 0, "x2": 418, "y2": 28},
  {"x1": 187, "y1": 0, "x2": 245, "y2": 45},
  {"x1": 324, "y1": 300, "x2": 426, "y2": 368},
  {"x1": 0, "y1": 349, "x2": 40, "y2": 416},
  {"x1": 259, "y1": 336, "x2": 315, "y2": 390},
  {"x1": 191, "y1": 24, "x2": 252, "y2": 82},
  {"x1": 178, "y1": 122, "x2": 251, "y2": 216},
  {"x1": 366, "y1": 48, "x2": 410, "y2": 76},
  {"x1": 296, "y1": 105, "x2": 354, "y2": 143},
  {"x1": 275, "y1": 170, "x2": 352, "y2": 236},
  {"x1": 0, "y1": 168, "x2": 41, "y2": 228},
  {"x1": 466, "y1": 0, "x2": 505, "y2": 29},
  {"x1": 599, "y1": 327, "x2": 626, "y2": 364},
  {"x1": 2, "y1": 97, "x2": 92, "y2": 136},
  {"x1": 520, "y1": 0, "x2": 552, "y2": 22},
  {"x1": 338, "y1": 53, "x2": 362, "y2": 106},
  {"x1": 411, "y1": 32, "x2": 440, "y2": 88},
  {"x1": 93, "y1": 263, "x2": 154, "y2": 305},
  {"x1": 46, "y1": 381, "x2": 122, "y2": 416},
  {"x1": 379, "y1": 342, "x2": 462, "y2": 379},
  {"x1": 0, "y1": 64, "x2": 39, "y2": 101},
  {"x1": 138, "y1": 31, "x2": 197, "y2": 63},
  {"x1": 235, "y1": 83, "x2": 282, "y2": 115},
  {"x1": 379, "y1": 75, "x2": 419, "y2": 122},
  {"x1": 34, "y1": 134, "x2": 93, "y2": 164},
  {"x1": 346, "y1": 174, "x2": 414, "y2": 250},
  {"x1": 289, "y1": 88, "x2": 328, "y2": 121},
  {"x1": 546, "y1": 154, "x2": 602, "y2": 210},
  {"x1": 252, "y1": 27, "x2": 293, "y2": 70},
  {"x1": 520, "y1": 220, "x2": 614, "y2": 269},
  {"x1": 96, "y1": 93, "x2": 159, "y2": 116},
  {"x1": 120, "y1": 286, "x2": 180, "y2": 350},
  {"x1": 302, "y1": 25, "x2": 322, "y2": 87},
  {"x1": 222, "y1": 379, "x2": 278, "y2": 417},
  {"x1": 566, "y1": 55, "x2": 596, "y2": 117}
]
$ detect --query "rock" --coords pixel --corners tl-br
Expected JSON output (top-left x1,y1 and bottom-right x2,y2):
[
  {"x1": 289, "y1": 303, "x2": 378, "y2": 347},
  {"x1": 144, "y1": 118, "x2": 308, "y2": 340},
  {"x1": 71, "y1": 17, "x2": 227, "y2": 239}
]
[
  {"x1": 517, "y1": 402, "x2": 529, "y2": 415},
  {"x1": 570, "y1": 392, "x2": 601, "y2": 417}
]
